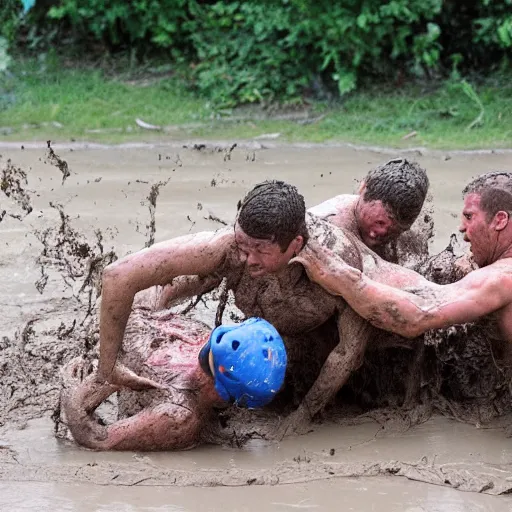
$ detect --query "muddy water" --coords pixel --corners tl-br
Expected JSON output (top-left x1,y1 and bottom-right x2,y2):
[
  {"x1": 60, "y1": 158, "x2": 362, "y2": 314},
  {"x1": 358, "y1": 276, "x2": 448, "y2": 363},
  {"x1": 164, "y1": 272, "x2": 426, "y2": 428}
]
[{"x1": 1, "y1": 142, "x2": 512, "y2": 511}]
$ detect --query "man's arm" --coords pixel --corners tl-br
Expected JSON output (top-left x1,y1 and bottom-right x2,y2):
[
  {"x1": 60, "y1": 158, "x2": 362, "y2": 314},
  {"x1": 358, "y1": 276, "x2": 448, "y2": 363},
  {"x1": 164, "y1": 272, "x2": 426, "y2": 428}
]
[
  {"x1": 302, "y1": 308, "x2": 373, "y2": 414},
  {"x1": 62, "y1": 375, "x2": 201, "y2": 451},
  {"x1": 98, "y1": 228, "x2": 233, "y2": 387},
  {"x1": 156, "y1": 274, "x2": 223, "y2": 310},
  {"x1": 276, "y1": 307, "x2": 374, "y2": 438},
  {"x1": 291, "y1": 243, "x2": 512, "y2": 338}
]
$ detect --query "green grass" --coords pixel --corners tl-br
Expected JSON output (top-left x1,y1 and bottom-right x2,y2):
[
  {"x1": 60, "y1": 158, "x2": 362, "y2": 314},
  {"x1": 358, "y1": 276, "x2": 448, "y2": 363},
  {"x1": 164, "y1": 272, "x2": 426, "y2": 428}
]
[{"x1": 1, "y1": 59, "x2": 511, "y2": 149}]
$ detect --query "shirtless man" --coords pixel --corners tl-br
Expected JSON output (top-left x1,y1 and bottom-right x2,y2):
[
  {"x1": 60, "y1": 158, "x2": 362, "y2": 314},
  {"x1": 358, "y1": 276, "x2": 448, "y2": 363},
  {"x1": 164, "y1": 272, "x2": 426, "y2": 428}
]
[
  {"x1": 309, "y1": 158, "x2": 430, "y2": 265},
  {"x1": 292, "y1": 171, "x2": 512, "y2": 344},
  {"x1": 94, "y1": 180, "x2": 419, "y2": 438},
  {"x1": 62, "y1": 306, "x2": 287, "y2": 451}
]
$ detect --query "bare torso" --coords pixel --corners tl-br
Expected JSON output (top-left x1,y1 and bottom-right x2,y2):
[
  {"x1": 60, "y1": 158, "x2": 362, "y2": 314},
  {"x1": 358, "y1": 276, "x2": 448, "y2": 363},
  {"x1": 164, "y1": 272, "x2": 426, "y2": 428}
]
[
  {"x1": 220, "y1": 215, "x2": 399, "y2": 409},
  {"x1": 217, "y1": 214, "x2": 367, "y2": 334},
  {"x1": 118, "y1": 306, "x2": 216, "y2": 415},
  {"x1": 481, "y1": 260, "x2": 512, "y2": 344}
]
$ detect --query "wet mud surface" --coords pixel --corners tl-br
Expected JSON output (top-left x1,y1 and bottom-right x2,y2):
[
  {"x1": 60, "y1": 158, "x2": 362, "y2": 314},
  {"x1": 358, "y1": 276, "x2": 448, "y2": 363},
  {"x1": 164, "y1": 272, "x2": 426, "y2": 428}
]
[{"x1": 1, "y1": 141, "x2": 512, "y2": 510}]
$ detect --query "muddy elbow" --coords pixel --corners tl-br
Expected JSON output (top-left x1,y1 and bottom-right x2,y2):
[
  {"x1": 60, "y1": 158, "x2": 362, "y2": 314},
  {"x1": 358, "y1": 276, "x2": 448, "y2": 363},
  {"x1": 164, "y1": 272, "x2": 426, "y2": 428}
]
[
  {"x1": 102, "y1": 262, "x2": 129, "y2": 294},
  {"x1": 102, "y1": 261, "x2": 120, "y2": 285},
  {"x1": 70, "y1": 425, "x2": 107, "y2": 450}
]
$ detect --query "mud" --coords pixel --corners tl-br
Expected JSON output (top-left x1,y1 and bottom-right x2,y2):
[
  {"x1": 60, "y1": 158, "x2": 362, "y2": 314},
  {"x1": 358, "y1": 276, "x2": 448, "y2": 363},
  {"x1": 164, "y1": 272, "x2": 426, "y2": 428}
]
[{"x1": 1, "y1": 142, "x2": 512, "y2": 509}]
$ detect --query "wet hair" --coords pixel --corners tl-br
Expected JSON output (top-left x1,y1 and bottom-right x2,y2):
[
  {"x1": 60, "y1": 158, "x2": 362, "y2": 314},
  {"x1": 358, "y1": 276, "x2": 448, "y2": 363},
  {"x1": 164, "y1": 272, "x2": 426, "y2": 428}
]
[
  {"x1": 362, "y1": 158, "x2": 429, "y2": 226},
  {"x1": 236, "y1": 180, "x2": 308, "y2": 251},
  {"x1": 462, "y1": 171, "x2": 512, "y2": 220}
]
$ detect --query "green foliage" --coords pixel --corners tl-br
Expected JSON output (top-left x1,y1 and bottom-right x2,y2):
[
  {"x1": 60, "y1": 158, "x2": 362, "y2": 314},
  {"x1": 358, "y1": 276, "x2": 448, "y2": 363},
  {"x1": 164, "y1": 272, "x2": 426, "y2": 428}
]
[
  {"x1": 185, "y1": 2, "x2": 311, "y2": 107},
  {"x1": 0, "y1": 38, "x2": 11, "y2": 72},
  {"x1": 46, "y1": 0, "x2": 191, "y2": 52},
  {"x1": 181, "y1": 0, "x2": 447, "y2": 105},
  {"x1": 8, "y1": 0, "x2": 512, "y2": 106},
  {"x1": 1, "y1": 0, "x2": 23, "y2": 45}
]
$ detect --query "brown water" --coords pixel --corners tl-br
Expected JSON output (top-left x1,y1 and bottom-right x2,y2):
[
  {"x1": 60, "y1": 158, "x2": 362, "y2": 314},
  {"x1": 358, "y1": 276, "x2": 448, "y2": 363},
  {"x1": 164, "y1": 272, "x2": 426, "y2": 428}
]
[{"x1": 1, "y1": 141, "x2": 512, "y2": 511}]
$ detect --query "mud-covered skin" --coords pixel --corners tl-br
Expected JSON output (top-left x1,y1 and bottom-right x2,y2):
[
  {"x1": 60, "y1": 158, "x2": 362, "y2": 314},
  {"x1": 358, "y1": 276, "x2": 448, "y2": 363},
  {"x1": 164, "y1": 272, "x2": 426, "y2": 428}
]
[
  {"x1": 56, "y1": 239, "x2": 512, "y2": 451},
  {"x1": 158, "y1": 215, "x2": 415, "y2": 437},
  {"x1": 98, "y1": 208, "x2": 431, "y2": 440},
  {"x1": 105, "y1": 214, "x2": 388, "y2": 439},
  {"x1": 292, "y1": 204, "x2": 512, "y2": 426},
  {"x1": 158, "y1": 193, "x2": 433, "y2": 436},
  {"x1": 297, "y1": 239, "x2": 512, "y2": 344},
  {"x1": 299, "y1": 187, "x2": 512, "y2": 346},
  {"x1": 309, "y1": 194, "x2": 433, "y2": 268},
  {"x1": 61, "y1": 300, "x2": 223, "y2": 451}
]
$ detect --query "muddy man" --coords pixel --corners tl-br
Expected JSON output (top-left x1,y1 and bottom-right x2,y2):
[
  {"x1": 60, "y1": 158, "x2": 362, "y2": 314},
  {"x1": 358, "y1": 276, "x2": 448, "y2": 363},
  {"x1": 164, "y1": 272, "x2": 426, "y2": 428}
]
[
  {"x1": 81, "y1": 177, "x2": 433, "y2": 441},
  {"x1": 310, "y1": 158, "x2": 430, "y2": 265},
  {"x1": 62, "y1": 311, "x2": 287, "y2": 451},
  {"x1": 163, "y1": 161, "x2": 430, "y2": 435}
]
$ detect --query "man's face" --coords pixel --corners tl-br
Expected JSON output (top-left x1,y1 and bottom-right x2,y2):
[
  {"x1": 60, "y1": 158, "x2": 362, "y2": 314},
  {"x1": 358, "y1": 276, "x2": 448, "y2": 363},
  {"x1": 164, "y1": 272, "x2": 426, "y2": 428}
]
[
  {"x1": 459, "y1": 193, "x2": 496, "y2": 267},
  {"x1": 356, "y1": 199, "x2": 406, "y2": 248},
  {"x1": 234, "y1": 223, "x2": 296, "y2": 277}
]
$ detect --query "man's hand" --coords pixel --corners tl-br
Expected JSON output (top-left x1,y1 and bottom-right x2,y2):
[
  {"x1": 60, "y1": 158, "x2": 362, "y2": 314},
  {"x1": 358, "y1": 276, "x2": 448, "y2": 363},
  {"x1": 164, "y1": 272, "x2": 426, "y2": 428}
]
[
  {"x1": 97, "y1": 363, "x2": 166, "y2": 391},
  {"x1": 290, "y1": 241, "x2": 348, "y2": 296},
  {"x1": 273, "y1": 405, "x2": 314, "y2": 441}
]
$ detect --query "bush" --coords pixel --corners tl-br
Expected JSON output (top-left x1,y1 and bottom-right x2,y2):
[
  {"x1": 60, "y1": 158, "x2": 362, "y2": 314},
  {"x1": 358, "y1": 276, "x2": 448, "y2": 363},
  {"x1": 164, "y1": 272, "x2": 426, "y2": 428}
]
[
  {"x1": 1, "y1": 0, "x2": 23, "y2": 44},
  {"x1": 10, "y1": 0, "x2": 512, "y2": 105}
]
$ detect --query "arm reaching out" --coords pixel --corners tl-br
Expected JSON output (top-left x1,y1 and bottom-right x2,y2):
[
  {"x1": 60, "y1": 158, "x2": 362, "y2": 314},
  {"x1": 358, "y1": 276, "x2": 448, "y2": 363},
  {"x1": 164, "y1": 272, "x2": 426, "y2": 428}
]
[
  {"x1": 291, "y1": 241, "x2": 512, "y2": 338},
  {"x1": 97, "y1": 229, "x2": 233, "y2": 388}
]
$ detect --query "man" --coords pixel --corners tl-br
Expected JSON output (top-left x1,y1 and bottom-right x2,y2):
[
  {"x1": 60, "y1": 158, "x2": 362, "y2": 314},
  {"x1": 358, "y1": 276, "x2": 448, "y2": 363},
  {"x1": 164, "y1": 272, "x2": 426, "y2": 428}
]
[
  {"x1": 292, "y1": 171, "x2": 512, "y2": 344},
  {"x1": 94, "y1": 180, "x2": 411, "y2": 438},
  {"x1": 309, "y1": 158, "x2": 430, "y2": 265},
  {"x1": 61, "y1": 302, "x2": 287, "y2": 451}
]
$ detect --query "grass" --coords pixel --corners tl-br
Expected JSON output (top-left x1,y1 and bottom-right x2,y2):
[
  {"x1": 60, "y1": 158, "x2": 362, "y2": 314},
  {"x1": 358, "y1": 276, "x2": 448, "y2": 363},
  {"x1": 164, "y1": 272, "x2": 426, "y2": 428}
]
[{"x1": 1, "y1": 58, "x2": 511, "y2": 149}]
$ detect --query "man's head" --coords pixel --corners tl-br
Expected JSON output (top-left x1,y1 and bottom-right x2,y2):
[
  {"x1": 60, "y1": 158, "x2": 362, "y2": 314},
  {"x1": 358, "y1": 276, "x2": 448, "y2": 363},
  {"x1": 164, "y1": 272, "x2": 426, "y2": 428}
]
[
  {"x1": 460, "y1": 171, "x2": 512, "y2": 266},
  {"x1": 198, "y1": 318, "x2": 287, "y2": 408},
  {"x1": 355, "y1": 159, "x2": 429, "y2": 248},
  {"x1": 235, "y1": 180, "x2": 307, "y2": 276}
]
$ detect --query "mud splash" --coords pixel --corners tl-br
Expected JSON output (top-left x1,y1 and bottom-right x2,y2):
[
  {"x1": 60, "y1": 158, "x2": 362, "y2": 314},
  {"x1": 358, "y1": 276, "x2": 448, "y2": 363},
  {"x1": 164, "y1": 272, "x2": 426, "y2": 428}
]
[
  {"x1": 0, "y1": 158, "x2": 33, "y2": 220},
  {"x1": 45, "y1": 140, "x2": 71, "y2": 184}
]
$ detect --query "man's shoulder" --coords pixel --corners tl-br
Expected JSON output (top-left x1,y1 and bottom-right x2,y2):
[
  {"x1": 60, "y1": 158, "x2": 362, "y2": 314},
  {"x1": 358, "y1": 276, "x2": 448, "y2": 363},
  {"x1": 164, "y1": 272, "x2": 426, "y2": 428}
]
[
  {"x1": 309, "y1": 194, "x2": 357, "y2": 215},
  {"x1": 489, "y1": 258, "x2": 512, "y2": 280},
  {"x1": 211, "y1": 225, "x2": 236, "y2": 246},
  {"x1": 306, "y1": 212, "x2": 342, "y2": 242},
  {"x1": 305, "y1": 213, "x2": 365, "y2": 269},
  {"x1": 168, "y1": 226, "x2": 237, "y2": 272},
  {"x1": 462, "y1": 259, "x2": 512, "y2": 292}
]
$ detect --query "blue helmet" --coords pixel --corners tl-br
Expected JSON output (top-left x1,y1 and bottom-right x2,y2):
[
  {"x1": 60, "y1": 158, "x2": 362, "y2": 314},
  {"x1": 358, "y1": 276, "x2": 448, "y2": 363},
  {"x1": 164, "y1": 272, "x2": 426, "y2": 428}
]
[{"x1": 198, "y1": 317, "x2": 287, "y2": 408}]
